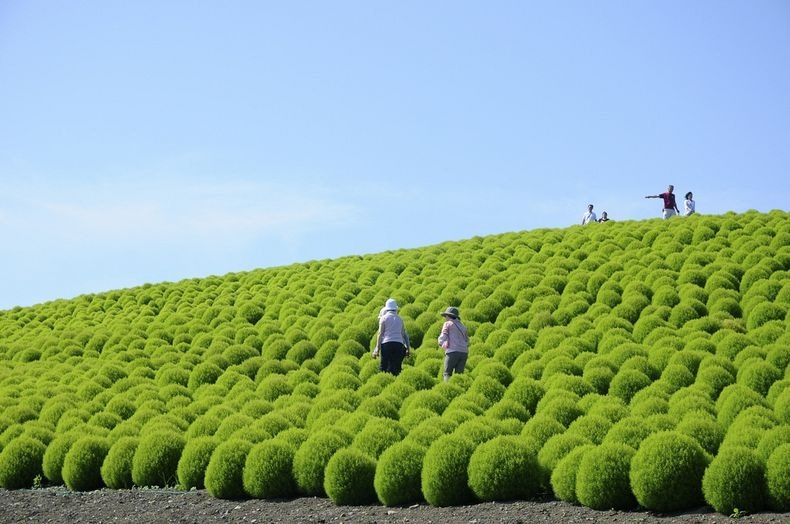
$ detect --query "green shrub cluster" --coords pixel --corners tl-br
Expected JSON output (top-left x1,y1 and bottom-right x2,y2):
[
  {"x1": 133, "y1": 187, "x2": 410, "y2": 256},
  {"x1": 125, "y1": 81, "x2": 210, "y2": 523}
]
[{"x1": 0, "y1": 211, "x2": 789, "y2": 518}]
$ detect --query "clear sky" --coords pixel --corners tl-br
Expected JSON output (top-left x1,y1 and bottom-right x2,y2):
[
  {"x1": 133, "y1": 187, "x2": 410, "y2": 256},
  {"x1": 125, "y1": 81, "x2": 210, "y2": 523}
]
[{"x1": 1, "y1": 1, "x2": 789, "y2": 310}]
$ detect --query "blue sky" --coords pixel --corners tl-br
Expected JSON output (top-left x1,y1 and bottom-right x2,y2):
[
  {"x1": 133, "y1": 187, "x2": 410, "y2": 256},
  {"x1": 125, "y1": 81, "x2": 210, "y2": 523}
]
[{"x1": 1, "y1": 1, "x2": 789, "y2": 310}]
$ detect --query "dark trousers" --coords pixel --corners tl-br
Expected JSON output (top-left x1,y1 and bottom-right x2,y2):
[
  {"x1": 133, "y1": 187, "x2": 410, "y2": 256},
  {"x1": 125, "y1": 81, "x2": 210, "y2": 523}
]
[{"x1": 379, "y1": 341, "x2": 406, "y2": 376}]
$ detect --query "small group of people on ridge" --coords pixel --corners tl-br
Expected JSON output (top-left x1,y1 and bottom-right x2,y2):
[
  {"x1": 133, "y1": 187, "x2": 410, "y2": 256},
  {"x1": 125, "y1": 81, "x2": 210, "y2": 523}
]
[
  {"x1": 645, "y1": 184, "x2": 695, "y2": 218},
  {"x1": 581, "y1": 204, "x2": 610, "y2": 225},
  {"x1": 373, "y1": 299, "x2": 468, "y2": 381},
  {"x1": 583, "y1": 184, "x2": 695, "y2": 225}
]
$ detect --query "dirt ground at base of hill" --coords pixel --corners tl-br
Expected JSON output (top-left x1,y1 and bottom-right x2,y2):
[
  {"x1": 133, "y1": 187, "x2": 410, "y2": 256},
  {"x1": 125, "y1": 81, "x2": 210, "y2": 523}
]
[{"x1": 1, "y1": 488, "x2": 788, "y2": 524}]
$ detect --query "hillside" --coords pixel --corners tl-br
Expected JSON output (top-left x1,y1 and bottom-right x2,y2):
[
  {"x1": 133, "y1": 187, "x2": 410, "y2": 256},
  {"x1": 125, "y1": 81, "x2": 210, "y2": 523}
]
[{"x1": 0, "y1": 210, "x2": 788, "y2": 515}]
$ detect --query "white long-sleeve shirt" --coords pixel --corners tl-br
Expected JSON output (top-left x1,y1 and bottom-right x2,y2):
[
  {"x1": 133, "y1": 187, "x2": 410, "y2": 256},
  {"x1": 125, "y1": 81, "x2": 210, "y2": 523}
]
[{"x1": 377, "y1": 311, "x2": 409, "y2": 349}]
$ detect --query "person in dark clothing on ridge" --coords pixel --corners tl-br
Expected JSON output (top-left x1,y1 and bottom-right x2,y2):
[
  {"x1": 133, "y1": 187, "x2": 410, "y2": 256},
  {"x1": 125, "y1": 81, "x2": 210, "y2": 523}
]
[{"x1": 645, "y1": 184, "x2": 680, "y2": 219}]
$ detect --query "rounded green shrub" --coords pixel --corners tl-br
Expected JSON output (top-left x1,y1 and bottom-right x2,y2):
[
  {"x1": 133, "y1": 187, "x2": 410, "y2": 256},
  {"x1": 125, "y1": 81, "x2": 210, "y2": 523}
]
[
  {"x1": 243, "y1": 439, "x2": 298, "y2": 498},
  {"x1": 676, "y1": 415, "x2": 724, "y2": 456},
  {"x1": 756, "y1": 425, "x2": 790, "y2": 461},
  {"x1": 467, "y1": 435, "x2": 541, "y2": 501},
  {"x1": 550, "y1": 443, "x2": 595, "y2": 503},
  {"x1": 101, "y1": 436, "x2": 139, "y2": 489},
  {"x1": 747, "y1": 302, "x2": 786, "y2": 330},
  {"x1": 502, "y1": 377, "x2": 545, "y2": 414},
  {"x1": 293, "y1": 430, "x2": 350, "y2": 496},
  {"x1": 565, "y1": 415, "x2": 612, "y2": 445},
  {"x1": 629, "y1": 431, "x2": 708, "y2": 511},
  {"x1": 352, "y1": 418, "x2": 405, "y2": 459},
  {"x1": 702, "y1": 446, "x2": 767, "y2": 514},
  {"x1": 486, "y1": 399, "x2": 530, "y2": 422},
  {"x1": 0, "y1": 436, "x2": 46, "y2": 488},
  {"x1": 131, "y1": 431, "x2": 185, "y2": 487},
  {"x1": 177, "y1": 436, "x2": 218, "y2": 489},
  {"x1": 608, "y1": 369, "x2": 652, "y2": 403},
  {"x1": 575, "y1": 443, "x2": 636, "y2": 510},
  {"x1": 521, "y1": 414, "x2": 566, "y2": 447},
  {"x1": 42, "y1": 433, "x2": 79, "y2": 484},
  {"x1": 406, "y1": 417, "x2": 456, "y2": 448},
  {"x1": 421, "y1": 434, "x2": 476, "y2": 506},
  {"x1": 205, "y1": 439, "x2": 253, "y2": 499},
  {"x1": 374, "y1": 440, "x2": 427, "y2": 506},
  {"x1": 537, "y1": 395, "x2": 583, "y2": 427},
  {"x1": 696, "y1": 365, "x2": 735, "y2": 398},
  {"x1": 324, "y1": 448, "x2": 377, "y2": 505},
  {"x1": 717, "y1": 384, "x2": 768, "y2": 428},
  {"x1": 538, "y1": 433, "x2": 591, "y2": 481},
  {"x1": 766, "y1": 443, "x2": 790, "y2": 511},
  {"x1": 62, "y1": 436, "x2": 110, "y2": 491},
  {"x1": 775, "y1": 388, "x2": 790, "y2": 424},
  {"x1": 188, "y1": 362, "x2": 223, "y2": 391},
  {"x1": 737, "y1": 360, "x2": 782, "y2": 397}
]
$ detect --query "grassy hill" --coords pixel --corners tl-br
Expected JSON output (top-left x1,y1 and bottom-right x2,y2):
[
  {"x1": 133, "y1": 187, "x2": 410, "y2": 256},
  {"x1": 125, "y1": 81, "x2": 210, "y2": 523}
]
[{"x1": 1, "y1": 210, "x2": 788, "y2": 513}]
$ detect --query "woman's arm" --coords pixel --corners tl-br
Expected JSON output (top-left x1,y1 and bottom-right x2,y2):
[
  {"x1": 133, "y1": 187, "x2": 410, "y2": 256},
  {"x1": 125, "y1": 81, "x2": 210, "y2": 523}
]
[{"x1": 437, "y1": 322, "x2": 450, "y2": 349}]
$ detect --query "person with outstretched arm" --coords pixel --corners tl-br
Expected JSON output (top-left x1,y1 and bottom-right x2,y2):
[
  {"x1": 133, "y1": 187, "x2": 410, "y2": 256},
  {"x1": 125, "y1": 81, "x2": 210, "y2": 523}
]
[{"x1": 645, "y1": 184, "x2": 680, "y2": 219}]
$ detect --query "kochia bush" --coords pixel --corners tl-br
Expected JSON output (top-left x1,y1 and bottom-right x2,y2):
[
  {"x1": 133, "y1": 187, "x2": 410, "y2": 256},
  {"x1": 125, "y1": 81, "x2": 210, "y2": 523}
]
[
  {"x1": 293, "y1": 430, "x2": 350, "y2": 496},
  {"x1": 204, "y1": 439, "x2": 253, "y2": 499},
  {"x1": 62, "y1": 436, "x2": 110, "y2": 492},
  {"x1": 467, "y1": 435, "x2": 541, "y2": 501},
  {"x1": 550, "y1": 443, "x2": 595, "y2": 503},
  {"x1": 575, "y1": 443, "x2": 636, "y2": 510},
  {"x1": 177, "y1": 436, "x2": 218, "y2": 490},
  {"x1": 421, "y1": 434, "x2": 476, "y2": 507},
  {"x1": 42, "y1": 433, "x2": 79, "y2": 484},
  {"x1": 0, "y1": 436, "x2": 46, "y2": 489},
  {"x1": 100, "y1": 436, "x2": 139, "y2": 489},
  {"x1": 374, "y1": 440, "x2": 427, "y2": 506},
  {"x1": 766, "y1": 443, "x2": 790, "y2": 511},
  {"x1": 629, "y1": 431, "x2": 708, "y2": 511},
  {"x1": 323, "y1": 448, "x2": 377, "y2": 505},
  {"x1": 702, "y1": 446, "x2": 767, "y2": 514},
  {"x1": 131, "y1": 431, "x2": 185, "y2": 487}
]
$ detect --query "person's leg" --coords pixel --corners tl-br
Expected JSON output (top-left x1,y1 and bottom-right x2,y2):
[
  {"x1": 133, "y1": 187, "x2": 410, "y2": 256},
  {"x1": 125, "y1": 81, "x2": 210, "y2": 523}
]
[
  {"x1": 443, "y1": 353, "x2": 453, "y2": 382},
  {"x1": 444, "y1": 352, "x2": 464, "y2": 381},
  {"x1": 389, "y1": 343, "x2": 405, "y2": 376},
  {"x1": 379, "y1": 343, "x2": 392, "y2": 373},
  {"x1": 453, "y1": 353, "x2": 468, "y2": 374}
]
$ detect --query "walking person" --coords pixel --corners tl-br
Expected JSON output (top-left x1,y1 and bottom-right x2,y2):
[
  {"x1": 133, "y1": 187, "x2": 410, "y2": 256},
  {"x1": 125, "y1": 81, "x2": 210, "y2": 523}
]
[
  {"x1": 684, "y1": 192, "x2": 695, "y2": 216},
  {"x1": 645, "y1": 184, "x2": 680, "y2": 219},
  {"x1": 598, "y1": 211, "x2": 610, "y2": 222},
  {"x1": 437, "y1": 306, "x2": 469, "y2": 382},
  {"x1": 373, "y1": 298, "x2": 410, "y2": 376},
  {"x1": 581, "y1": 204, "x2": 597, "y2": 225}
]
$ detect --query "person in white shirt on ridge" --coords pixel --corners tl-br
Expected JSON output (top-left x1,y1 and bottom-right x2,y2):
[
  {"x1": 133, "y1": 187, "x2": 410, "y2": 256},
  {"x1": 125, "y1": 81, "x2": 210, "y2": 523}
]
[{"x1": 582, "y1": 204, "x2": 597, "y2": 225}]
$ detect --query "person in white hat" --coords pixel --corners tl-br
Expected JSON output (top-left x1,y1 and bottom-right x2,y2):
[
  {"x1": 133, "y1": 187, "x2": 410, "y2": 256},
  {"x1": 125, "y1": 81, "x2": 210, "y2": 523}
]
[
  {"x1": 437, "y1": 306, "x2": 469, "y2": 382},
  {"x1": 373, "y1": 298, "x2": 410, "y2": 376}
]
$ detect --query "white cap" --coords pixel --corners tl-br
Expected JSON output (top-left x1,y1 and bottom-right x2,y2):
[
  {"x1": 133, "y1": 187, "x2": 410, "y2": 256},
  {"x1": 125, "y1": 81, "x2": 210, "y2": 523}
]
[{"x1": 385, "y1": 298, "x2": 399, "y2": 311}]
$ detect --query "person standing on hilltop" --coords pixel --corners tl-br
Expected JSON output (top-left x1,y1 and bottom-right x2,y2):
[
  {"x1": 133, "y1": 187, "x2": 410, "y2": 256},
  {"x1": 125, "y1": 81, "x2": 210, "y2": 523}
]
[
  {"x1": 684, "y1": 191, "x2": 696, "y2": 216},
  {"x1": 581, "y1": 204, "x2": 597, "y2": 225},
  {"x1": 437, "y1": 306, "x2": 469, "y2": 382},
  {"x1": 373, "y1": 298, "x2": 410, "y2": 376},
  {"x1": 645, "y1": 184, "x2": 680, "y2": 219}
]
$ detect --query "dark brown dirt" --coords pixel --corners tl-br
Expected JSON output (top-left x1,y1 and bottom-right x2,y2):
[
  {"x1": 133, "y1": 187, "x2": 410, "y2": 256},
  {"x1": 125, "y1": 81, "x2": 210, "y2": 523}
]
[{"x1": 1, "y1": 488, "x2": 788, "y2": 524}]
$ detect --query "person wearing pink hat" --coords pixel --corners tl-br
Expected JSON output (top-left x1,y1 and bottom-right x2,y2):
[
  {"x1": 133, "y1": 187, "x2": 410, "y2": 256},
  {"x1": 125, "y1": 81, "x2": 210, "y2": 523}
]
[{"x1": 437, "y1": 306, "x2": 469, "y2": 382}]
